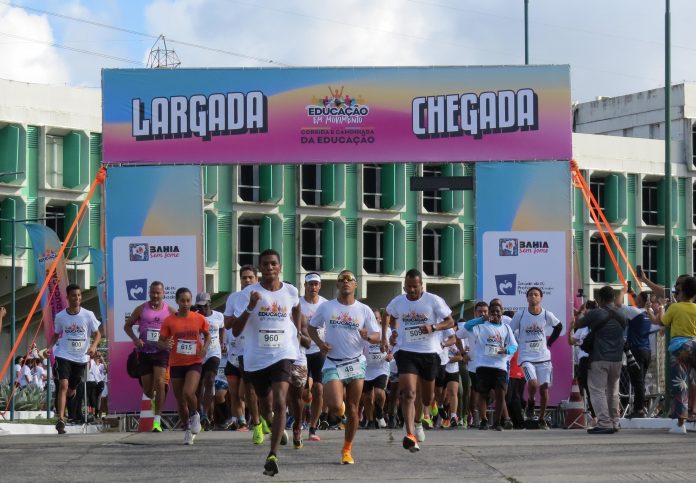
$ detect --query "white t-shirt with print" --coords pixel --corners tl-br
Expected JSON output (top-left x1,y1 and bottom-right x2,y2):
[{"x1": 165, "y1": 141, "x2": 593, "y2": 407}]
[
  {"x1": 301, "y1": 296, "x2": 328, "y2": 356},
  {"x1": 457, "y1": 321, "x2": 517, "y2": 371},
  {"x1": 233, "y1": 282, "x2": 300, "y2": 372},
  {"x1": 387, "y1": 292, "x2": 451, "y2": 354},
  {"x1": 509, "y1": 308, "x2": 561, "y2": 364},
  {"x1": 364, "y1": 327, "x2": 391, "y2": 380},
  {"x1": 309, "y1": 299, "x2": 381, "y2": 370},
  {"x1": 224, "y1": 291, "x2": 247, "y2": 355},
  {"x1": 53, "y1": 308, "x2": 101, "y2": 364},
  {"x1": 203, "y1": 310, "x2": 225, "y2": 361},
  {"x1": 438, "y1": 328, "x2": 456, "y2": 365}
]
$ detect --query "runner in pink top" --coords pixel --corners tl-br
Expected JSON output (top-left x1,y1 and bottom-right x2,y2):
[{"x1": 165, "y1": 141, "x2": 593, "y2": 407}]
[{"x1": 124, "y1": 281, "x2": 175, "y2": 431}]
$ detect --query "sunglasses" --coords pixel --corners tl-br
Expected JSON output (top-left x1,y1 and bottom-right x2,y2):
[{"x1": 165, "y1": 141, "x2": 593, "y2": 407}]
[{"x1": 337, "y1": 275, "x2": 356, "y2": 283}]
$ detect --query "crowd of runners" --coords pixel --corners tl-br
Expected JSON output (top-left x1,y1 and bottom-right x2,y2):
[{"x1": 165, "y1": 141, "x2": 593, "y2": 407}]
[{"x1": 46, "y1": 248, "x2": 696, "y2": 477}]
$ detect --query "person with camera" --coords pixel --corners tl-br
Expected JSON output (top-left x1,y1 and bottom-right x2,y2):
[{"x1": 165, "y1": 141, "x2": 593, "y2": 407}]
[{"x1": 574, "y1": 285, "x2": 628, "y2": 434}]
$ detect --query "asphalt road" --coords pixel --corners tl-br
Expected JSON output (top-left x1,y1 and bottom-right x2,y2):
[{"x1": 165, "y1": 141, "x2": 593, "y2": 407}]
[{"x1": 1, "y1": 427, "x2": 694, "y2": 482}]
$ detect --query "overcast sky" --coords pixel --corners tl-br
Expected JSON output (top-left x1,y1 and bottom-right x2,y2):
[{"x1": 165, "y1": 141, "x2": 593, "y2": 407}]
[{"x1": 0, "y1": 0, "x2": 694, "y2": 102}]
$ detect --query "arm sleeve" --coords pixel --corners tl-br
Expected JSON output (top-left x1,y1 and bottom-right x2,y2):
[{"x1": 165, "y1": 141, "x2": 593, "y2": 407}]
[
  {"x1": 464, "y1": 317, "x2": 484, "y2": 332},
  {"x1": 505, "y1": 326, "x2": 518, "y2": 354}
]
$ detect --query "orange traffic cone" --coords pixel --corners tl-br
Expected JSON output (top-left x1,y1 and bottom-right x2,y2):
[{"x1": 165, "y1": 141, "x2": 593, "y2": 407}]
[
  {"x1": 564, "y1": 378, "x2": 586, "y2": 429},
  {"x1": 137, "y1": 393, "x2": 154, "y2": 432}
]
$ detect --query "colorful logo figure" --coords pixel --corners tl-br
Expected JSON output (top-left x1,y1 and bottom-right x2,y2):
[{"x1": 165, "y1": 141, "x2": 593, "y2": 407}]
[
  {"x1": 499, "y1": 238, "x2": 518, "y2": 257},
  {"x1": 329, "y1": 311, "x2": 359, "y2": 329},
  {"x1": 306, "y1": 86, "x2": 370, "y2": 123},
  {"x1": 125, "y1": 278, "x2": 148, "y2": 301},
  {"x1": 129, "y1": 243, "x2": 149, "y2": 261},
  {"x1": 402, "y1": 310, "x2": 429, "y2": 323},
  {"x1": 525, "y1": 323, "x2": 545, "y2": 336},
  {"x1": 495, "y1": 274, "x2": 517, "y2": 296},
  {"x1": 258, "y1": 301, "x2": 288, "y2": 319}
]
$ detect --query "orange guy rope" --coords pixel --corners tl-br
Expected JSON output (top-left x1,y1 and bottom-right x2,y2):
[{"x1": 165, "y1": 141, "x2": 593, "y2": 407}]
[{"x1": 0, "y1": 168, "x2": 106, "y2": 386}]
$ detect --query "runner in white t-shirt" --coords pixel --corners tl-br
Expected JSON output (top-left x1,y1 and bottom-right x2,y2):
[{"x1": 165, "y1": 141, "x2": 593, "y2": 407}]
[
  {"x1": 308, "y1": 270, "x2": 381, "y2": 465},
  {"x1": 461, "y1": 301, "x2": 488, "y2": 427},
  {"x1": 223, "y1": 264, "x2": 258, "y2": 433},
  {"x1": 384, "y1": 269, "x2": 455, "y2": 452},
  {"x1": 231, "y1": 249, "x2": 301, "y2": 478},
  {"x1": 48, "y1": 284, "x2": 101, "y2": 435},
  {"x1": 361, "y1": 310, "x2": 392, "y2": 429},
  {"x1": 433, "y1": 328, "x2": 457, "y2": 428},
  {"x1": 195, "y1": 292, "x2": 225, "y2": 430},
  {"x1": 300, "y1": 273, "x2": 329, "y2": 441},
  {"x1": 509, "y1": 287, "x2": 562, "y2": 429}
]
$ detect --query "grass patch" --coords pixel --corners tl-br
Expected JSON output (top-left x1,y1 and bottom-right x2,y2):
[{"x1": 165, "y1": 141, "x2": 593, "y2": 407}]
[{"x1": 1, "y1": 418, "x2": 58, "y2": 425}]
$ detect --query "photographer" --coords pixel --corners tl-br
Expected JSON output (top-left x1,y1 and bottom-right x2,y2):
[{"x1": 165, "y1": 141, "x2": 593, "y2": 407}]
[{"x1": 575, "y1": 285, "x2": 628, "y2": 434}]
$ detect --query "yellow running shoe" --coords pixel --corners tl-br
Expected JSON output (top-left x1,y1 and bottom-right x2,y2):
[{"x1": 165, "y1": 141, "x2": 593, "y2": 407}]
[
  {"x1": 260, "y1": 417, "x2": 271, "y2": 434},
  {"x1": 341, "y1": 450, "x2": 354, "y2": 465},
  {"x1": 252, "y1": 423, "x2": 265, "y2": 445},
  {"x1": 338, "y1": 402, "x2": 346, "y2": 418},
  {"x1": 151, "y1": 419, "x2": 163, "y2": 432}
]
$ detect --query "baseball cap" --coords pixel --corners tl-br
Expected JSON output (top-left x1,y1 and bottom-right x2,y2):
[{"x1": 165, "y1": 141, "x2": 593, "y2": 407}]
[
  {"x1": 305, "y1": 273, "x2": 321, "y2": 283},
  {"x1": 195, "y1": 292, "x2": 211, "y2": 305}
]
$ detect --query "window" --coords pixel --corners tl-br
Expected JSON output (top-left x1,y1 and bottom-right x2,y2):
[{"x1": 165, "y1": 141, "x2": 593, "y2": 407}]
[
  {"x1": 363, "y1": 164, "x2": 381, "y2": 209},
  {"x1": 363, "y1": 225, "x2": 383, "y2": 273},
  {"x1": 642, "y1": 239, "x2": 659, "y2": 282},
  {"x1": 423, "y1": 227, "x2": 442, "y2": 276},
  {"x1": 642, "y1": 180, "x2": 658, "y2": 225},
  {"x1": 301, "y1": 165, "x2": 322, "y2": 206},
  {"x1": 692, "y1": 122, "x2": 696, "y2": 168},
  {"x1": 45, "y1": 205, "x2": 65, "y2": 241},
  {"x1": 590, "y1": 234, "x2": 606, "y2": 283},
  {"x1": 589, "y1": 176, "x2": 605, "y2": 216},
  {"x1": 693, "y1": 182, "x2": 696, "y2": 226},
  {"x1": 422, "y1": 165, "x2": 442, "y2": 213},
  {"x1": 45, "y1": 135, "x2": 63, "y2": 188},
  {"x1": 238, "y1": 165, "x2": 260, "y2": 202},
  {"x1": 301, "y1": 221, "x2": 322, "y2": 271},
  {"x1": 238, "y1": 218, "x2": 260, "y2": 267}
]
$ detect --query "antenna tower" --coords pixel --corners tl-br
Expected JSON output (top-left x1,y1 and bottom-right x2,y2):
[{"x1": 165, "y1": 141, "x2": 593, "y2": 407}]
[{"x1": 147, "y1": 34, "x2": 181, "y2": 68}]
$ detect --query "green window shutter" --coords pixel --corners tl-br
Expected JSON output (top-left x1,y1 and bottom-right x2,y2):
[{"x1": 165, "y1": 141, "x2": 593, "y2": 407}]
[
  {"x1": 260, "y1": 215, "x2": 273, "y2": 251},
  {"x1": 604, "y1": 174, "x2": 619, "y2": 222},
  {"x1": 205, "y1": 211, "x2": 218, "y2": 265},
  {"x1": 259, "y1": 165, "x2": 272, "y2": 202},
  {"x1": 1, "y1": 198, "x2": 16, "y2": 255},
  {"x1": 441, "y1": 164, "x2": 454, "y2": 213},
  {"x1": 204, "y1": 166, "x2": 218, "y2": 198},
  {"x1": 321, "y1": 219, "x2": 335, "y2": 271},
  {"x1": 63, "y1": 132, "x2": 82, "y2": 188},
  {"x1": 383, "y1": 223, "x2": 395, "y2": 274},
  {"x1": 64, "y1": 203, "x2": 79, "y2": 259},
  {"x1": 0, "y1": 124, "x2": 20, "y2": 182},
  {"x1": 380, "y1": 164, "x2": 396, "y2": 209},
  {"x1": 321, "y1": 164, "x2": 336, "y2": 205},
  {"x1": 441, "y1": 226, "x2": 455, "y2": 276}
]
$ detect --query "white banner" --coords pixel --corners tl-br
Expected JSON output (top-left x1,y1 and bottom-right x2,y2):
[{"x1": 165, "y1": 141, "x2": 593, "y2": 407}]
[
  {"x1": 112, "y1": 235, "x2": 198, "y2": 342},
  {"x1": 481, "y1": 230, "x2": 567, "y2": 334}
]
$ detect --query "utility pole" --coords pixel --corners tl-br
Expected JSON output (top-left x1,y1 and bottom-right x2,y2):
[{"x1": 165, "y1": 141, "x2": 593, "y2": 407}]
[{"x1": 146, "y1": 35, "x2": 181, "y2": 69}]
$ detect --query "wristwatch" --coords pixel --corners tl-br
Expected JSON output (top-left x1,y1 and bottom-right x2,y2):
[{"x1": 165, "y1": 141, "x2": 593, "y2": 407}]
[{"x1": 430, "y1": 324, "x2": 437, "y2": 332}]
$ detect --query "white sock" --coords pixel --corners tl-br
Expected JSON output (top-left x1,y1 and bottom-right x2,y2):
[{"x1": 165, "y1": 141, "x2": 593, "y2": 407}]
[{"x1": 154, "y1": 415, "x2": 161, "y2": 423}]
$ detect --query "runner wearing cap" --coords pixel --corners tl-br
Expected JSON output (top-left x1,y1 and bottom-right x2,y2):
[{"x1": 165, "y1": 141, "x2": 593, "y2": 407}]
[
  {"x1": 300, "y1": 272, "x2": 328, "y2": 441},
  {"x1": 194, "y1": 292, "x2": 225, "y2": 430},
  {"x1": 224, "y1": 265, "x2": 259, "y2": 435},
  {"x1": 158, "y1": 287, "x2": 210, "y2": 445},
  {"x1": 50, "y1": 284, "x2": 102, "y2": 434},
  {"x1": 124, "y1": 281, "x2": 175, "y2": 432},
  {"x1": 308, "y1": 270, "x2": 381, "y2": 465},
  {"x1": 232, "y1": 249, "x2": 301, "y2": 477},
  {"x1": 384, "y1": 269, "x2": 455, "y2": 452}
]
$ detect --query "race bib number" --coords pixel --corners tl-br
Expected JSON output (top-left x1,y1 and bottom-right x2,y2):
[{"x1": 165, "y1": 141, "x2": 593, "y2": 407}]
[
  {"x1": 336, "y1": 358, "x2": 365, "y2": 380},
  {"x1": 217, "y1": 366, "x2": 225, "y2": 377},
  {"x1": 526, "y1": 340, "x2": 543, "y2": 353},
  {"x1": 209, "y1": 334, "x2": 220, "y2": 348},
  {"x1": 177, "y1": 339, "x2": 196, "y2": 356},
  {"x1": 146, "y1": 329, "x2": 160, "y2": 342},
  {"x1": 405, "y1": 326, "x2": 427, "y2": 343},
  {"x1": 67, "y1": 338, "x2": 86, "y2": 354},
  {"x1": 485, "y1": 344, "x2": 501, "y2": 356},
  {"x1": 258, "y1": 329, "x2": 285, "y2": 348},
  {"x1": 368, "y1": 351, "x2": 385, "y2": 364}
]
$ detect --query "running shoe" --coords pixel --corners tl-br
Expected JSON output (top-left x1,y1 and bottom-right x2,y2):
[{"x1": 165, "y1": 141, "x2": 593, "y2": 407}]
[
  {"x1": 449, "y1": 416, "x2": 459, "y2": 428},
  {"x1": 669, "y1": 423, "x2": 687, "y2": 434},
  {"x1": 237, "y1": 425, "x2": 249, "y2": 432},
  {"x1": 441, "y1": 417, "x2": 451, "y2": 429},
  {"x1": 494, "y1": 424, "x2": 504, "y2": 431},
  {"x1": 183, "y1": 429, "x2": 194, "y2": 445},
  {"x1": 55, "y1": 419, "x2": 66, "y2": 435},
  {"x1": 224, "y1": 417, "x2": 237, "y2": 430},
  {"x1": 402, "y1": 434, "x2": 420, "y2": 452},
  {"x1": 308, "y1": 428, "x2": 321, "y2": 441},
  {"x1": 260, "y1": 417, "x2": 271, "y2": 434},
  {"x1": 503, "y1": 418, "x2": 514, "y2": 430},
  {"x1": 293, "y1": 428, "x2": 303, "y2": 449},
  {"x1": 415, "y1": 422, "x2": 426, "y2": 442},
  {"x1": 341, "y1": 450, "x2": 355, "y2": 464},
  {"x1": 478, "y1": 419, "x2": 490, "y2": 430},
  {"x1": 338, "y1": 402, "x2": 346, "y2": 418},
  {"x1": 263, "y1": 455, "x2": 279, "y2": 476},
  {"x1": 151, "y1": 420, "x2": 163, "y2": 433},
  {"x1": 280, "y1": 429, "x2": 289, "y2": 446},
  {"x1": 538, "y1": 419, "x2": 549, "y2": 430},
  {"x1": 387, "y1": 415, "x2": 396, "y2": 429},
  {"x1": 252, "y1": 423, "x2": 265, "y2": 444},
  {"x1": 525, "y1": 405, "x2": 535, "y2": 420},
  {"x1": 430, "y1": 401, "x2": 439, "y2": 418},
  {"x1": 200, "y1": 416, "x2": 211, "y2": 431},
  {"x1": 318, "y1": 419, "x2": 330, "y2": 430},
  {"x1": 421, "y1": 417, "x2": 433, "y2": 430},
  {"x1": 190, "y1": 412, "x2": 202, "y2": 434},
  {"x1": 377, "y1": 417, "x2": 387, "y2": 429},
  {"x1": 286, "y1": 415, "x2": 295, "y2": 430}
]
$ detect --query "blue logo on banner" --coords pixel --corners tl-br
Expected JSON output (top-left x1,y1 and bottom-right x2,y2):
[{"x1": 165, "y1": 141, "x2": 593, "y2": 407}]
[
  {"x1": 129, "y1": 243, "x2": 149, "y2": 261},
  {"x1": 495, "y1": 274, "x2": 517, "y2": 296},
  {"x1": 499, "y1": 238, "x2": 518, "y2": 256},
  {"x1": 126, "y1": 279, "x2": 148, "y2": 301}
]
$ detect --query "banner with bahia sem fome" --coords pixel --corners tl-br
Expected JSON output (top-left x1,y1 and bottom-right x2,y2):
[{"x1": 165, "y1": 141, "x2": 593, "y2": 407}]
[{"x1": 102, "y1": 65, "x2": 571, "y2": 164}]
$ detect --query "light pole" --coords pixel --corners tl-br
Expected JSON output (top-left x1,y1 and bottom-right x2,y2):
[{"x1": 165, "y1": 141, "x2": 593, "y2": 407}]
[
  {"x1": 663, "y1": 0, "x2": 672, "y2": 414},
  {"x1": 524, "y1": 0, "x2": 530, "y2": 65}
]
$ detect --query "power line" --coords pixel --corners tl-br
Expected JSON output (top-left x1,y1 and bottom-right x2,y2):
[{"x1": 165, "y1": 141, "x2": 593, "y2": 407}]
[
  {"x1": 0, "y1": 31, "x2": 143, "y2": 65},
  {"x1": 0, "y1": 0, "x2": 291, "y2": 66}
]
